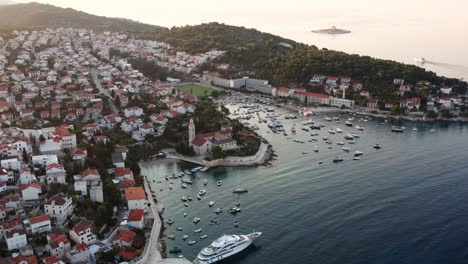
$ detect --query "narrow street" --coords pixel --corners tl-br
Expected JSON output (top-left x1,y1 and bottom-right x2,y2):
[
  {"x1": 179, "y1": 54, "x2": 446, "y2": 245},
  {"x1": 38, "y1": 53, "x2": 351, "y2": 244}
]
[{"x1": 91, "y1": 69, "x2": 118, "y2": 114}]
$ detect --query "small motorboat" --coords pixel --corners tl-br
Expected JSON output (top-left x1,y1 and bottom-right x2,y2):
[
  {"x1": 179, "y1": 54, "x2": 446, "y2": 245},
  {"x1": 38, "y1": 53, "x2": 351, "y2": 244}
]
[
  {"x1": 314, "y1": 146, "x2": 319, "y2": 152},
  {"x1": 169, "y1": 247, "x2": 182, "y2": 254},
  {"x1": 182, "y1": 178, "x2": 193, "y2": 184},
  {"x1": 342, "y1": 147, "x2": 350, "y2": 152},
  {"x1": 233, "y1": 187, "x2": 248, "y2": 194},
  {"x1": 213, "y1": 208, "x2": 222, "y2": 214},
  {"x1": 187, "y1": 195, "x2": 193, "y2": 201},
  {"x1": 336, "y1": 128, "x2": 343, "y2": 133},
  {"x1": 181, "y1": 196, "x2": 188, "y2": 202},
  {"x1": 348, "y1": 140, "x2": 356, "y2": 144},
  {"x1": 166, "y1": 219, "x2": 175, "y2": 225},
  {"x1": 168, "y1": 235, "x2": 175, "y2": 240},
  {"x1": 413, "y1": 127, "x2": 418, "y2": 131},
  {"x1": 353, "y1": 157, "x2": 361, "y2": 160},
  {"x1": 351, "y1": 134, "x2": 360, "y2": 138},
  {"x1": 217, "y1": 181, "x2": 222, "y2": 186},
  {"x1": 229, "y1": 207, "x2": 241, "y2": 214},
  {"x1": 328, "y1": 129, "x2": 336, "y2": 134},
  {"x1": 344, "y1": 134, "x2": 354, "y2": 140},
  {"x1": 183, "y1": 212, "x2": 188, "y2": 217},
  {"x1": 184, "y1": 203, "x2": 189, "y2": 207},
  {"x1": 181, "y1": 183, "x2": 187, "y2": 189},
  {"x1": 236, "y1": 200, "x2": 241, "y2": 206},
  {"x1": 200, "y1": 235, "x2": 208, "y2": 239},
  {"x1": 203, "y1": 179, "x2": 208, "y2": 185},
  {"x1": 337, "y1": 141, "x2": 345, "y2": 145},
  {"x1": 345, "y1": 121, "x2": 352, "y2": 127},
  {"x1": 319, "y1": 161, "x2": 323, "y2": 164},
  {"x1": 234, "y1": 221, "x2": 239, "y2": 228},
  {"x1": 182, "y1": 235, "x2": 189, "y2": 241},
  {"x1": 194, "y1": 228, "x2": 202, "y2": 233},
  {"x1": 354, "y1": 151, "x2": 364, "y2": 156},
  {"x1": 373, "y1": 144, "x2": 382, "y2": 149},
  {"x1": 176, "y1": 227, "x2": 183, "y2": 231},
  {"x1": 333, "y1": 157, "x2": 344, "y2": 163},
  {"x1": 193, "y1": 217, "x2": 201, "y2": 223},
  {"x1": 430, "y1": 129, "x2": 435, "y2": 133},
  {"x1": 196, "y1": 194, "x2": 201, "y2": 200},
  {"x1": 187, "y1": 240, "x2": 197, "y2": 246},
  {"x1": 209, "y1": 201, "x2": 215, "y2": 207},
  {"x1": 198, "y1": 189, "x2": 207, "y2": 196}
]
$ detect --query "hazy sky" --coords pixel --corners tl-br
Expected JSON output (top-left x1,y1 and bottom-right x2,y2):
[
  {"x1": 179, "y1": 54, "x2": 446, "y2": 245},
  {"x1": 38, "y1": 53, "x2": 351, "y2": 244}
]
[{"x1": 15, "y1": 0, "x2": 468, "y2": 30}]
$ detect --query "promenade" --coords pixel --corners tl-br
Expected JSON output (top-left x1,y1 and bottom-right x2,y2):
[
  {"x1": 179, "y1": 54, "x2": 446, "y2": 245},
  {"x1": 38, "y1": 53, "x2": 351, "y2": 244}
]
[{"x1": 141, "y1": 175, "x2": 192, "y2": 264}]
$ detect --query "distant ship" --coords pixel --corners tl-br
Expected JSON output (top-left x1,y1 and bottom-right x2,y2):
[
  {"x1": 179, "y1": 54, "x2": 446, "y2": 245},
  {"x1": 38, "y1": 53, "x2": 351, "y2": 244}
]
[
  {"x1": 194, "y1": 232, "x2": 261, "y2": 264},
  {"x1": 312, "y1": 26, "x2": 351, "y2": 34},
  {"x1": 414, "y1": 57, "x2": 426, "y2": 64}
]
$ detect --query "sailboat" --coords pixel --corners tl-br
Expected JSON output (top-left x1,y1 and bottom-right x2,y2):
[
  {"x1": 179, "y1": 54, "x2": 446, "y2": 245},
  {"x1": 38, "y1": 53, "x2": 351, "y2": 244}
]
[
  {"x1": 233, "y1": 170, "x2": 248, "y2": 194},
  {"x1": 391, "y1": 117, "x2": 404, "y2": 133}
]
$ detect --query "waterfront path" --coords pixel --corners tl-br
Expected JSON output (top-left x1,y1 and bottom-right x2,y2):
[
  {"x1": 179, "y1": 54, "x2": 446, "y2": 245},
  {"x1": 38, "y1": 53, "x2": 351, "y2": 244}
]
[
  {"x1": 165, "y1": 142, "x2": 270, "y2": 169},
  {"x1": 142, "y1": 174, "x2": 192, "y2": 264}
]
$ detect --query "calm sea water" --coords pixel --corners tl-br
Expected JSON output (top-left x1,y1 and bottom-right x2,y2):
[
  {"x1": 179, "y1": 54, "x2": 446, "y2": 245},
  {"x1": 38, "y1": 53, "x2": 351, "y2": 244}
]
[{"x1": 142, "y1": 105, "x2": 468, "y2": 264}]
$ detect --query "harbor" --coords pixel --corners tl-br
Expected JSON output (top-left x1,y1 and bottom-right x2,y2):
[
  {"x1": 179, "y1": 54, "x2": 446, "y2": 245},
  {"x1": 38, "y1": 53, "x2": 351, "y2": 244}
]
[{"x1": 141, "y1": 98, "x2": 468, "y2": 264}]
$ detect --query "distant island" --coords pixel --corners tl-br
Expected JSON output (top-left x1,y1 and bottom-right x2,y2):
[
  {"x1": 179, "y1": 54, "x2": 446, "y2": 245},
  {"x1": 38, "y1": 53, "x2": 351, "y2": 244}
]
[{"x1": 312, "y1": 26, "x2": 351, "y2": 34}]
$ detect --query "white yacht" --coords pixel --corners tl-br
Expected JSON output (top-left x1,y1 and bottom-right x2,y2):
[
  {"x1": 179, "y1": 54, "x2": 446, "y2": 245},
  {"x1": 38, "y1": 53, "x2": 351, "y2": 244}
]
[{"x1": 194, "y1": 232, "x2": 262, "y2": 264}]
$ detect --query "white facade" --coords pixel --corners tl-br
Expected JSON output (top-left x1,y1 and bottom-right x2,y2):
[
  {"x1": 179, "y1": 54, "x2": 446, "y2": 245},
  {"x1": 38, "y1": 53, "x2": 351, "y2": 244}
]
[
  {"x1": 330, "y1": 97, "x2": 355, "y2": 108},
  {"x1": 32, "y1": 155, "x2": 59, "y2": 166},
  {"x1": 1, "y1": 158, "x2": 21, "y2": 171},
  {"x1": 44, "y1": 193, "x2": 74, "y2": 224},
  {"x1": 69, "y1": 225, "x2": 97, "y2": 245},
  {"x1": 21, "y1": 185, "x2": 42, "y2": 200},
  {"x1": 6, "y1": 229, "x2": 27, "y2": 250}
]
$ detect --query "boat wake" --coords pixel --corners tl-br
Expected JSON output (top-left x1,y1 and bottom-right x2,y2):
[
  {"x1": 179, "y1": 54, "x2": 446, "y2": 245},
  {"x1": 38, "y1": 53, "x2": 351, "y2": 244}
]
[{"x1": 422, "y1": 60, "x2": 468, "y2": 71}]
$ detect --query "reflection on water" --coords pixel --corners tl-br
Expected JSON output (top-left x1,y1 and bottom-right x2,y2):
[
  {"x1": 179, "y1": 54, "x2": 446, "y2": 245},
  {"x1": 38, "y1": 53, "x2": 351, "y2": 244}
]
[{"x1": 142, "y1": 105, "x2": 468, "y2": 264}]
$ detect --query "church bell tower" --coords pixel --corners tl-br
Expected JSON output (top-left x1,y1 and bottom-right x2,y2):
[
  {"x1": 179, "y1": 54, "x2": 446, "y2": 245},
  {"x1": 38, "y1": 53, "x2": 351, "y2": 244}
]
[{"x1": 188, "y1": 118, "x2": 195, "y2": 144}]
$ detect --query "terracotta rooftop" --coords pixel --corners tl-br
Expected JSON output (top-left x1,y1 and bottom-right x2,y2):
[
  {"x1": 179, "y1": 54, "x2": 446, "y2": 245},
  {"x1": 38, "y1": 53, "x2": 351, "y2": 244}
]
[{"x1": 124, "y1": 187, "x2": 146, "y2": 200}]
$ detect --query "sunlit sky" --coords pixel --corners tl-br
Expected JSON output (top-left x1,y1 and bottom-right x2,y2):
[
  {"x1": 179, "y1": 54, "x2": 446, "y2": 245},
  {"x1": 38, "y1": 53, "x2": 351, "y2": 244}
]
[
  {"x1": 13, "y1": 0, "x2": 468, "y2": 79},
  {"x1": 15, "y1": 0, "x2": 468, "y2": 30}
]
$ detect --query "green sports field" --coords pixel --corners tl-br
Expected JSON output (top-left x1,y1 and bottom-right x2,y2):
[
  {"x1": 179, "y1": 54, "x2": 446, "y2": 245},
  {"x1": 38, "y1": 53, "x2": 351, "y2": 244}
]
[{"x1": 174, "y1": 83, "x2": 218, "y2": 97}]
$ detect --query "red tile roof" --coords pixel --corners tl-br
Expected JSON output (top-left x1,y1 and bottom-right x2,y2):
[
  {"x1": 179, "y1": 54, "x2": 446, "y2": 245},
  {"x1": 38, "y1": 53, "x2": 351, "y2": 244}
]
[
  {"x1": 113, "y1": 229, "x2": 136, "y2": 243},
  {"x1": 124, "y1": 187, "x2": 146, "y2": 200},
  {"x1": 117, "y1": 180, "x2": 136, "y2": 189},
  {"x1": 115, "y1": 167, "x2": 132, "y2": 177},
  {"x1": 128, "y1": 209, "x2": 144, "y2": 221},
  {"x1": 20, "y1": 184, "x2": 41, "y2": 191},
  {"x1": 29, "y1": 215, "x2": 50, "y2": 225},
  {"x1": 296, "y1": 92, "x2": 331, "y2": 98}
]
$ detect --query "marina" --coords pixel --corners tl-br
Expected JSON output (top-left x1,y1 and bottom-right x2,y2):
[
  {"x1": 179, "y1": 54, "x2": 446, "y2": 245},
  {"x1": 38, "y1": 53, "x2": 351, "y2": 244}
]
[{"x1": 141, "y1": 98, "x2": 468, "y2": 264}]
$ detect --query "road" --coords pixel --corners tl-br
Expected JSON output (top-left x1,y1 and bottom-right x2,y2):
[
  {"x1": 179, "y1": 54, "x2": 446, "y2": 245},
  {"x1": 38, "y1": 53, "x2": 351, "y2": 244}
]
[
  {"x1": 1, "y1": 40, "x2": 10, "y2": 54},
  {"x1": 91, "y1": 69, "x2": 118, "y2": 115}
]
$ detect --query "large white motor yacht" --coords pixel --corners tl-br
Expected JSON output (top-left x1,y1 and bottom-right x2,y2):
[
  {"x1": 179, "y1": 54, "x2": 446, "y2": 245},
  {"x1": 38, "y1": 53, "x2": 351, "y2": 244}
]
[{"x1": 194, "y1": 232, "x2": 261, "y2": 264}]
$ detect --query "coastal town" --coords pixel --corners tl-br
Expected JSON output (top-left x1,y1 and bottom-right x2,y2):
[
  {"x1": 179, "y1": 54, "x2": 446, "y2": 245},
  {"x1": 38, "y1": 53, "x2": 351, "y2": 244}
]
[{"x1": 0, "y1": 24, "x2": 465, "y2": 264}]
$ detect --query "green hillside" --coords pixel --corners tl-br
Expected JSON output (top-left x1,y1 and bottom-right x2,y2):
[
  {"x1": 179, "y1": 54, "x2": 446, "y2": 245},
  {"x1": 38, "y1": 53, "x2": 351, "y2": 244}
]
[{"x1": 0, "y1": 2, "x2": 163, "y2": 32}]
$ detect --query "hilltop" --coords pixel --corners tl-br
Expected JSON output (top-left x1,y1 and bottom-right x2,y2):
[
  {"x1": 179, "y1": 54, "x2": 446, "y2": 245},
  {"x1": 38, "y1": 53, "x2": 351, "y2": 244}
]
[
  {"x1": 0, "y1": 2, "x2": 163, "y2": 32},
  {"x1": 0, "y1": 2, "x2": 464, "y2": 92}
]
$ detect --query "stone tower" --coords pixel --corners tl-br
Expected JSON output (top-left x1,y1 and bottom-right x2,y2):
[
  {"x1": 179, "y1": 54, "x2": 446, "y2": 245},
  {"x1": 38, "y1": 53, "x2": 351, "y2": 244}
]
[{"x1": 188, "y1": 118, "x2": 195, "y2": 144}]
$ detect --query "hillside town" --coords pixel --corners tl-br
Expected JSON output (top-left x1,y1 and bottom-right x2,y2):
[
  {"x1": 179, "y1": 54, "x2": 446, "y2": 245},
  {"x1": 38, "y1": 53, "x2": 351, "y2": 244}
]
[
  {"x1": 0, "y1": 28, "x2": 225, "y2": 264},
  {"x1": 0, "y1": 24, "x2": 465, "y2": 264}
]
